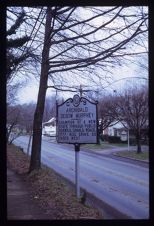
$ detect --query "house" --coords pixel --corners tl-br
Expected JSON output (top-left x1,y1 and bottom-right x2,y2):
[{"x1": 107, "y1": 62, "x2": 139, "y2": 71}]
[
  {"x1": 42, "y1": 117, "x2": 56, "y2": 136},
  {"x1": 103, "y1": 121, "x2": 129, "y2": 141},
  {"x1": 103, "y1": 120, "x2": 148, "y2": 144}
]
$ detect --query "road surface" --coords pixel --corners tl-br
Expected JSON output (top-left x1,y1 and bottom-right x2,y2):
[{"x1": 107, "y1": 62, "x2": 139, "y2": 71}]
[{"x1": 13, "y1": 135, "x2": 149, "y2": 219}]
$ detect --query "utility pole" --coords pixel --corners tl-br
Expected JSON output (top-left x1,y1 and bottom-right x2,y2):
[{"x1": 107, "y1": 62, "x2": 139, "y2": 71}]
[
  {"x1": 27, "y1": 131, "x2": 32, "y2": 155},
  {"x1": 128, "y1": 128, "x2": 130, "y2": 151},
  {"x1": 79, "y1": 84, "x2": 83, "y2": 97}
]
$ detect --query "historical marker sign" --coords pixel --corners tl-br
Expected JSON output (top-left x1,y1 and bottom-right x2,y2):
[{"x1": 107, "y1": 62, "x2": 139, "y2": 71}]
[{"x1": 57, "y1": 94, "x2": 98, "y2": 144}]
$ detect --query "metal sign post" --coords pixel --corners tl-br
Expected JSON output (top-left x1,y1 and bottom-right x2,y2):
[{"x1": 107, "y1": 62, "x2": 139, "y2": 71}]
[
  {"x1": 75, "y1": 144, "x2": 80, "y2": 198},
  {"x1": 57, "y1": 94, "x2": 98, "y2": 199}
]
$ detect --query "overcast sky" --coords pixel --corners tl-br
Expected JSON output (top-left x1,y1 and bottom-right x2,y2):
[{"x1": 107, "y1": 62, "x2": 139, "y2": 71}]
[
  {"x1": 16, "y1": 60, "x2": 148, "y2": 104},
  {"x1": 7, "y1": 6, "x2": 148, "y2": 104}
]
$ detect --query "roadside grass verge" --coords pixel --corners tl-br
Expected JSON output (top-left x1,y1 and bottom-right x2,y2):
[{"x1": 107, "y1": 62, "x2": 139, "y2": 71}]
[
  {"x1": 81, "y1": 143, "x2": 111, "y2": 149},
  {"x1": 7, "y1": 144, "x2": 103, "y2": 219},
  {"x1": 82, "y1": 142, "x2": 128, "y2": 150},
  {"x1": 109, "y1": 143, "x2": 128, "y2": 147},
  {"x1": 114, "y1": 150, "x2": 149, "y2": 161}
]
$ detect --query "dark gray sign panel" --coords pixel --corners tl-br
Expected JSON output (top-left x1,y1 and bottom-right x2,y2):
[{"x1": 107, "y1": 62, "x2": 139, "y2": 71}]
[{"x1": 57, "y1": 95, "x2": 98, "y2": 144}]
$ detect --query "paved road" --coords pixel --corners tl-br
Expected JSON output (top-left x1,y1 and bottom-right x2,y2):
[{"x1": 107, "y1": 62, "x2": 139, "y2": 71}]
[{"x1": 13, "y1": 135, "x2": 149, "y2": 219}]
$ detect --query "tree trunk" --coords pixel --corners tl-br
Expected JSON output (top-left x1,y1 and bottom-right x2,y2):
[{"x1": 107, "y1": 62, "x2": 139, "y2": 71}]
[
  {"x1": 136, "y1": 131, "x2": 142, "y2": 154},
  {"x1": 29, "y1": 8, "x2": 52, "y2": 172}
]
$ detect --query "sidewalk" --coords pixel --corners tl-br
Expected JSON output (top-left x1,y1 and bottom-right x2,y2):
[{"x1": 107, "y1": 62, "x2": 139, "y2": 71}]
[{"x1": 7, "y1": 168, "x2": 52, "y2": 220}]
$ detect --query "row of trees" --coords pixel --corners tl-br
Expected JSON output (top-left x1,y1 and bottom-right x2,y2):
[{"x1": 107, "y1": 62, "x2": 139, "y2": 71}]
[
  {"x1": 7, "y1": 83, "x2": 148, "y2": 155},
  {"x1": 7, "y1": 6, "x2": 148, "y2": 172},
  {"x1": 97, "y1": 84, "x2": 148, "y2": 153},
  {"x1": 7, "y1": 96, "x2": 58, "y2": 144},
  {"x1": 7, "y1": 102, "x2": 35, "y2": 144},
  {"x1": 7, "y1": 8, "x2": 39, "y2": 106}
]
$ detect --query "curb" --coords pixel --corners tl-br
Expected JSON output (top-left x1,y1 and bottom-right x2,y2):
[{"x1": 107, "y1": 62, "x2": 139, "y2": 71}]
[
  {"x1": 81, "y1": 148, "x2": 149, "y2": 168},
  {"x1": 112, "y1": 153, "x2": 149, "y2": 164}
]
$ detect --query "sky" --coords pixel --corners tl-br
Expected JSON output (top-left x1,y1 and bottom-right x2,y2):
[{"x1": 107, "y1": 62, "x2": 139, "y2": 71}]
[
  {"x1": 16, "y1": 60, "x2": 148, "y2": 104},
  {"x1": 7, "y1": 6, "x2": 148, "y2": 104}
]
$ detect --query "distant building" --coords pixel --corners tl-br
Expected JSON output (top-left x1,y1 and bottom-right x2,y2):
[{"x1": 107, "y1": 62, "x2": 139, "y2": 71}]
[
  {"x1": 104, "y1": 121, "x2": 128, "y2": 141},
  {"x1": 42, "y1": 117, "x2": 56, "y2": 136},
  {"x1": 103, "y1": 120, "x2": 148, "y2": 144}
]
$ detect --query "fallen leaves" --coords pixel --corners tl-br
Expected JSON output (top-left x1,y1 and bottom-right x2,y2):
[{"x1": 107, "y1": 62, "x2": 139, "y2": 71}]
[
  {"x1": 7, "y1": 144, "x2": 103, "y2": 219},
  {"x1": 7, "y1": 144, "x2": 30, "y2": 174}
]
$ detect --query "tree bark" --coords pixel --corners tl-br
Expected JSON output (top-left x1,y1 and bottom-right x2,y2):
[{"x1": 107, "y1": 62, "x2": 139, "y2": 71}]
[
  {"x1": 136, "y1": 131, "x2": 142, "y2": 154},
  {"x1": 29, "y1": 7, "x2": 52, "y2": 172}
]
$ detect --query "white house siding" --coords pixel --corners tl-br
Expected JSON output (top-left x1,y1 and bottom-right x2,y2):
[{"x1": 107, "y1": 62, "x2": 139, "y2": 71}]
[
  {"x1": 107, "y1": 121, "x2": 125, "y2": 137},
  {"x1": 42, "y1": 125, "x2": 56, "y2": 136},
  {"x1": 42, "y1": 118, "x2": 56, "y2": 136}
]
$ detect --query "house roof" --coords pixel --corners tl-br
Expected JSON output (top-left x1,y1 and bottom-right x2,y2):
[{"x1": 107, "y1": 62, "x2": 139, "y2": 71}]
[{"x1": 42, "y1": 117, "x2": 56, "y2": 125}]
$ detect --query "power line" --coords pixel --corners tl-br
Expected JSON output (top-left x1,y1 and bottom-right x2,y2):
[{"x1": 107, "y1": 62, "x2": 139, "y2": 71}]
[
  {"x1": 8, "y1": 7, "x2": 45, "y2": 65},
  {"x1": 28, "y1": 7, "x2": 46, "y2": 49}
]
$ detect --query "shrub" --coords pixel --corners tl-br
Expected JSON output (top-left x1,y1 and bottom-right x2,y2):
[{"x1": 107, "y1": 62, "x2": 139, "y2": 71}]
[
  {"x1": 99, "y1": 134, "x2": 109, "y2": 142},
  {"x1": 129, "y1": 138, "x2": 136, "y2": 145},
  {"x1": 108, "y1": 136, "x2": 121, "y2": 143},
  {"x1": 121, "y1": 140, "x2": 127, "y2": 144}
]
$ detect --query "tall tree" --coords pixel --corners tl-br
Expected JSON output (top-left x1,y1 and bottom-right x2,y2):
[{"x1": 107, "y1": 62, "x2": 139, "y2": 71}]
[
  {"x1": 7, "y1": 104, "x2": 22, "y2": 144},
  {"x1": 7, "y1": 9, "x2": 30, "y2": 81},
  {"x1": 6, "y1": 9, "x2": 33, "y2": 143},
  {"x1": 115, "y1": 85, "x2": 148, "y2": 153},
  {"x1": 7, "y1": 102, "x2": 36, "y2": 143},
  {"x1": 98, "y1": 94, "x2": 120, "y2": 135},
  {"x1": 29, "y1": 7, "x2": 52, "y2": 171},
  {"x1": 7, "y1": 8, "x2": 40, "y2": 105},
  {"x1": 29, "y1": 6, "x2": 148, "y2": 172}
]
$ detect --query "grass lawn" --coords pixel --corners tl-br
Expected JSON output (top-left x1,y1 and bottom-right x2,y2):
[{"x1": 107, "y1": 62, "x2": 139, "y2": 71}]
[
  {"x1": 110, "y1": 143, "x2": 128, "y2": 147},
  {"x1": 81, "y1": 143, "x2": 112, "y2": 149},
  {"x1": 115, "y1": 151, "x2": 149, "y2": 161},
  {"x1": 82, "y1": 141, "x2": 128, "y2": 150}
]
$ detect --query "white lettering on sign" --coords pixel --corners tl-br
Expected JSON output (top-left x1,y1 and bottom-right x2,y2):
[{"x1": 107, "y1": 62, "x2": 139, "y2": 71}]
[{"x1": 57, "y1": 95, "x2": 98, "y2": 144}]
